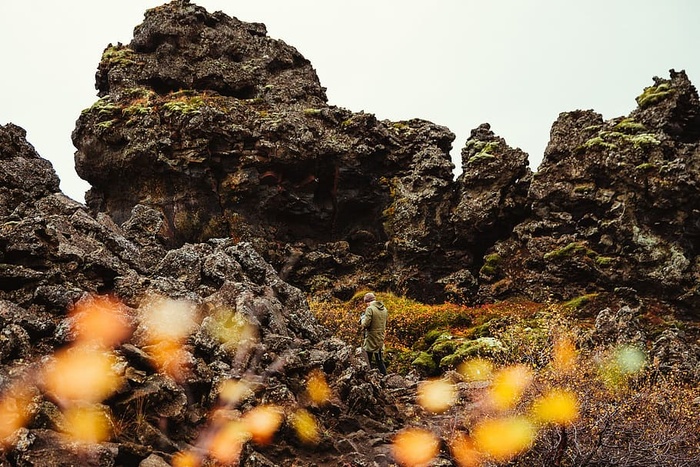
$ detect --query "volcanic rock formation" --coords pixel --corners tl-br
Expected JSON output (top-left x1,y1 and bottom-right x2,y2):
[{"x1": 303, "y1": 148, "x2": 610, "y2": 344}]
[
  {"x1": 72, "y1": 0, "x2": 532, "y2": 304},
  {"x1": 479, "y1": 70, "x2": 700, "y2": 309},
  {"x1": 0, "y1": 121, "x2": 412, "y2": 465},
  {"x1": 2, "y1": 0, "x2": 700, "y2": 464},
  {"x1": 72, "y1": 2, "x2": 700, "y2": 313}
]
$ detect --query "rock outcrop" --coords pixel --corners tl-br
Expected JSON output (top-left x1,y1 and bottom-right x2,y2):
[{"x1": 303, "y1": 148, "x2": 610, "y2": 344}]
[
  {"x1": 480, "y1": 70, "x2": 700, "y2": 310},
  {"x1": 2, "y1": 1, "x2": 700, "y2": 464},
  {"x1": 73, "y1": 2, "x2": 700, "y2": 313},
  {"x1": 0, "y1": 121, "x2": 412, "y2": 465},
  {"x1": 72, "y1": 0, "x2": 532, "y2": 304}
]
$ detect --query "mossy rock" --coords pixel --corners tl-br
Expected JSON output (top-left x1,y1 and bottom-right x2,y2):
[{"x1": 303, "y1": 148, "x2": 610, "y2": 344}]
[
  {"x1": 479, "y1": 254, "x2": 502, "y2": 277},
  {"x1": 636, "y1": 82, "x2": 674, "y2": 108},
  {"x1": 467, "y1": 321, "x2": 493, "y2": 338},
  {"x1": 423, "y1": 329, "x2": 450, "y2": 348},
  {"x1": 467, "y1": 153, "x2": 496, "y2": 165},
  {"x1": 582, "y1": 136, "x2": 616, "y2": 151},
  {"x1": 564, "y1": 293, "x2": 599, "y2": 310},
  {"x1": 83, "y1": 98, "x2": 120, "y2": 119},
  {"x1": 102, "y1": 45, "x2": 138, "y2": 67},
  {"x1": 573, "y1": 183, "x2": 595, "y2": 194},
  {"x1": 163, "y1": 95, "x2": 206, "y2": 114},
  {"x1": 439, "y1": 337, "x2": 505, "y2": 369},
  {"x1": 614, "y1": 118, "x2": 646, "y2": 133},
  {"x1": 411, "y1": 351, "x2": 438, "y2": 376},
  {"x1": 629, "y1": 133, "x2": 660, "y2": 148},
  {"x1": 544, "y1": 242, "x2": 596, "y2": 261},
  {"x1": 429, "y1": 338, "x2": 459, "y2": 359},
  {"x1": 635, "y1": 162, "x2": 657, "y2": 171}
]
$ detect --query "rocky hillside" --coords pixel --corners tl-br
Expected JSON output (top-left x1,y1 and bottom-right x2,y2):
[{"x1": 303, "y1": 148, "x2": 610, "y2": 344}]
[
  {"x1": 1, "y1": 121, "x2": 410, "y2": 465},
  {"x1": 1, "y1": 0, "x2": 699, "y2": 465}
]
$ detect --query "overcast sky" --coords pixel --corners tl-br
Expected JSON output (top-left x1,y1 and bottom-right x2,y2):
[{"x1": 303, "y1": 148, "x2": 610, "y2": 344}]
[{"x1": 1, "y1": 1, "x2": 698, "y2": 202}]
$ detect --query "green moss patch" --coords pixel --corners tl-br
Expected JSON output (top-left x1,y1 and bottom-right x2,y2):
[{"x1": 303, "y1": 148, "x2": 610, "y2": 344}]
[
  {"x1": 102, "y1": 45, "x2": 138, "y2": 67},
  {"x1": 636, "y1": 82, "x2": 674, "y2": 108},
  {"x1": 544, "y1": 242, "x2": 596, "y2": 261}
]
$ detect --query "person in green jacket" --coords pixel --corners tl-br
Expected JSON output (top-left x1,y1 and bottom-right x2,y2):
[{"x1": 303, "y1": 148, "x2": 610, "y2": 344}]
[{"x1": 360, "y1": 292, "x2": 388, "y2": 375}]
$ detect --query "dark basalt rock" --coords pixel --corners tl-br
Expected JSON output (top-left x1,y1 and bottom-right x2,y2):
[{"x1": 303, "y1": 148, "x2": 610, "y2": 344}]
[
  {"x1": 72, "y1": 3, "x2": 700, "y2": 310},
  {"x1": 72, "y1": 0, "x2": 532, "y2": 304},
  {"x1": 479, "y1": 70, "x2": 700, "y2": 310},
  {"x1": 2, "y1": 1, "x2": 700, "y2": 463},
  {"x1": 0, "y1": 120, "x2": 411, "y2": 465}
]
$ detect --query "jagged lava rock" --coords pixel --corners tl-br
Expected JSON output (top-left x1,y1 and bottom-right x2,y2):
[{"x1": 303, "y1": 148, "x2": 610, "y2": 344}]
[
  {"x1": 73, "y1": 0, "x2": 533, "y2": 303},
  {"x1": 1, "y1": 121, "x2": 410, "y2": 465},
  {"x1": 72, "y1": 0, "x2": 700, "y2": 311},
  {"x1": 479, "y1": 70, "x2": 700, "y2": 310}
]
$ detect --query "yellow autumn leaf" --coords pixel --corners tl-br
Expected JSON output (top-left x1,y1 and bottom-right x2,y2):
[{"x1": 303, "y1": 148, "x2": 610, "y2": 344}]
[
  {"x1": 291, "y1": 409, "x2": 320, "y2": 445},
  {"x1": 62, "y1": 405, "x2": 112, "y2": 443},
  {"x1": 306, "y1": 369, "x2": 332, "y2": 405},
  {"x1": 472, "y1": 416, "x2": 535, "y2": 462},
  {"x1": 487, "y1": 365, "x2": 532, "y2": 411},
  {"x1": 531, "y1": 388, "x2": 580, "y2": 425},
  {"x1": 458, "y1": 358, "x2": 493, "y2": 382},
  {"x1": 204, "y1": 305, "x2": 257, "y2": 351}
]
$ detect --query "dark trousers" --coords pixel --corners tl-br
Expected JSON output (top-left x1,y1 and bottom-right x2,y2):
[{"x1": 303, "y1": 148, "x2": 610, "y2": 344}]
[{"x1": 366, "y1": 350, "x2": 387, "y2": 375}]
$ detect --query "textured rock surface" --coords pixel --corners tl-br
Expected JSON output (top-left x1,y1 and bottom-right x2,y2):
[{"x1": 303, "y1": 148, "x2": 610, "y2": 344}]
[
  {"x1": 480, "y1": 70, "x2": 700, "y2": 309},
  {"x1": 0, "y1": 121, "x2": 419, "y2": 465},
  {"x1": 72, "y1": 0, "x2": 532, "y2": 304},
  {"x1": 73, "y1": 2, "x2": 700, "y2": 313},
  {"x1": 2, "y1": 0, "x2": 700, "y2": 464}
]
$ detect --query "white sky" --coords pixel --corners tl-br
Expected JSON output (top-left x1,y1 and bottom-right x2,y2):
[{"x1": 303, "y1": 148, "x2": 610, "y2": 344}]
[{"x1": 1, "y1": 1, "x2": 698, "y2": 203}]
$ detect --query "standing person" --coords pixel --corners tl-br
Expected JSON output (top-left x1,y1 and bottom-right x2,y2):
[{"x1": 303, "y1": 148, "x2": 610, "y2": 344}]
[{"x1": 360, "y1": 292, "x2": 388, "y2": 375}]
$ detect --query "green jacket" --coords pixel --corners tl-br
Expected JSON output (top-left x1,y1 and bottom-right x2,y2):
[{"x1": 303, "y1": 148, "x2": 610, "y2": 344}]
[{"x1": 360, "y1": 300, "x2": 388, "y2": 352}]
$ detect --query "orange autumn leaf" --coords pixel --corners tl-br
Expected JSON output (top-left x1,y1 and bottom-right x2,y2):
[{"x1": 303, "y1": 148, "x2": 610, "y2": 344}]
[
  {"x1": 0, "y1": 387, "x2": 33, "y2": 443},
  {"x1": 552, "y1": 337, "x2": 577, "y2": 373},
  {"x1": 43, "y1": 347, "x2": 120, "y2": 403},
  {"x1": 450, "y1": 432, "x2": 482, "y2": 467},
  {"x1": 172, "y1": 451, "x2": 201, "y2": 467},
  {"x1": 392, "y1": 428, "x2": 440, "y2": 467},
  {"x1": 208, "y1": 420, "x2": 250, "y2": 463},
  {"x1": 145, "y1": 339, "x2": 192, "y2": 381},
  {"x1": 69, "y1": 294, "x2": 132, "y2": 348},
  {"x1": 242, "y1": 405, "x2": 283, "y2": 445}
]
